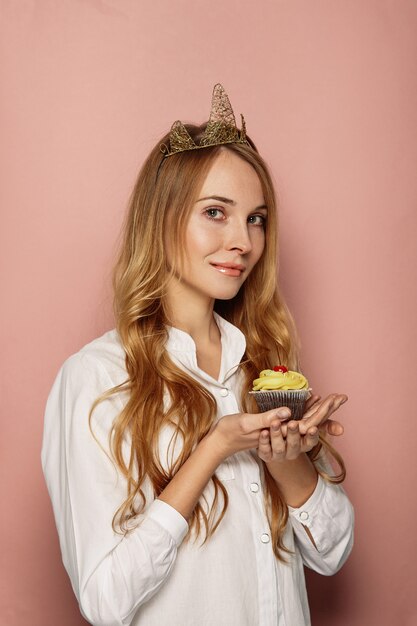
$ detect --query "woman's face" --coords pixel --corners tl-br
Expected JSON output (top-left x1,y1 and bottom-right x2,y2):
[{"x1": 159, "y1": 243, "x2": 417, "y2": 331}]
[{"x1": 167, "y1": 149, "x2": 267, "y2": 304}]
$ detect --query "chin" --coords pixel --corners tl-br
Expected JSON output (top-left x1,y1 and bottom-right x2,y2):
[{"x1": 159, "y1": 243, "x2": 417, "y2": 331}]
[{"x1": 206, "y1": 285, "x2": 243, "y2": 301}]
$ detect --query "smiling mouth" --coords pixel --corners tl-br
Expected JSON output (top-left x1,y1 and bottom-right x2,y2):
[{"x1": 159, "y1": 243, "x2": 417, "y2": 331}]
[{"x1": 210, "y1": 263, "x2": 245, "y2": 277}]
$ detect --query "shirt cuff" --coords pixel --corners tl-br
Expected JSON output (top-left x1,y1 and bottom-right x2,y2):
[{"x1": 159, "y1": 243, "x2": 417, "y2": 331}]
[
  {"x1": 287, "y1": 474, "x2": 326, "y2": 527},
  {"x1": 146, "y1": 499, "x2": 189, "y2": 546}
]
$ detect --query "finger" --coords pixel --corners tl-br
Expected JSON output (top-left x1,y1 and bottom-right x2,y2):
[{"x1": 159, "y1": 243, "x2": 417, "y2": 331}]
[
  {"x1": 324, "y1": 419, "x2": 344, "y2": 436},
  {"x1": 316, "y1": 396, "x2": 347, "y2": 429},
  {"x1": 302, "y1": 394, "x2": 335, "y2": 421},
  {"x1": 257, "y1": 429, "x2": 272, "y2": 461},
  {"x1": 302, "y1": 426, "x2": 320, "y2": 451},
  {"x1": 299, "y1": 396, "x2": 335, "y2": 432},
  {"x1": 247, "y1": 407, "x2": 291, "y2": 432},
  {"x1": 272, "y1": 407, "x2": 292, "y2": 421},
  {"x1": 286, "y1": 420, "x2": 301, "y2": 460},
  {"x1": 304, "y1": 394, "x2": 321, "y2": 413},
  {"x1": 279, "y1": 422, "x2": 288, "y2": 438},
  {"x1": 299, "y1": 394, "x2": 347, "y2": 434},
  {"x1": 276, "y1": 409, "x2": 291, "y2": 422},
  {"x1": 270, "y1": 422, "x2": 286, "y2": 458},
  {"x1": 322, "y1": 394, "x2": 348, "y2": 419},
  {"x1": 258, "y1": 406, "x2": 291, "y2": 428}
]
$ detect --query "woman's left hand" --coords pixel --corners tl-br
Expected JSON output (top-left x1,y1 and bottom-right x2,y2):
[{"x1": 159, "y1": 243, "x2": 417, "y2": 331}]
[
  {"x1": 298, "y1": 393, "x2": 348, "y2": 437},
  {"x1": 257, "y1": 393, "x2": 348, "y2": 463},
  {"x1": 257, "y1": 418, "x2": 320, "y2": 463}
]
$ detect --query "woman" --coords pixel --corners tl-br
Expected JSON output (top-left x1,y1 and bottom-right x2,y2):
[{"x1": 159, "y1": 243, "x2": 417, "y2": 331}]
[{"x1": 42, "y1": 84, "x2": 354, "y2": 626}]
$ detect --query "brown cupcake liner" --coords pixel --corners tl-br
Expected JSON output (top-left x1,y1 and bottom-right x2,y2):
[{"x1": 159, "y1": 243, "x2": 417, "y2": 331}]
[{"x1": 249, "y1": 389, "x2": 310, "y2": 420}]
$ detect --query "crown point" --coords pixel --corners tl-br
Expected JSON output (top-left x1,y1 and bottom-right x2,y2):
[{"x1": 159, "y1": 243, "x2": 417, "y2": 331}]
[
  {"x1": 240, "y1": 114, "x2": 247, "y2": 141},
  {"x1": 162, "y1": 84, "x2": 248, "y2": 158},
  {"x1": 168, "y1": 121, "x2": 196, "y2": 155}
]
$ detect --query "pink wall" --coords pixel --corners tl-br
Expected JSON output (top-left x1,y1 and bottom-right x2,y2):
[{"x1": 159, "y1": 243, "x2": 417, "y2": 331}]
[{"x1": 2, "y1": 2, "x2": 417, "y2": 624}]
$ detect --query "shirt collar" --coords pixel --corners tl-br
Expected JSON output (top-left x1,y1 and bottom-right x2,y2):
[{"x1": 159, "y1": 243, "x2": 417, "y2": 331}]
[{"x1": 166, "y1": 312, "x2": 246, "y2": 385}]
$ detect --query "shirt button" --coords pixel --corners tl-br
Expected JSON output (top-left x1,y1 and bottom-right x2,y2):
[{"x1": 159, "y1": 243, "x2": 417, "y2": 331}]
[
  {"x1": 250, "y1": 482, "x2": 259, "y2": 493},
  {"x1": 299, "y1": 511, "x2": 309, "y2": 521},
  {"x1": 260, "y1": 533, "x2": 270, "y2": 543},
  {"x1": 220, "y1": 388, "x2": 229, "y2": 397}
]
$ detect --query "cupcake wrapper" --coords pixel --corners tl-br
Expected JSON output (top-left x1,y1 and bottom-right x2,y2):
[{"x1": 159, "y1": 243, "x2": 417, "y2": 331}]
[{"x1": 249, "y1": 389, "x2": 310, "y2": 420}]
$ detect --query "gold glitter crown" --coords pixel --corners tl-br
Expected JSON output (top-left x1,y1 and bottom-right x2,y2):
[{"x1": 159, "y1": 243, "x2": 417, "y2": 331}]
[{"x1": 160, "y1": 84, "x2": 249, "y2": 157}]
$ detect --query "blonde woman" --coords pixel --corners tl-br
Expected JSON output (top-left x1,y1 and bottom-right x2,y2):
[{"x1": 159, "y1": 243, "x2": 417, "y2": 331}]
[{"x1": 42, "y1": 85, "x2": 354, "y2": 626}]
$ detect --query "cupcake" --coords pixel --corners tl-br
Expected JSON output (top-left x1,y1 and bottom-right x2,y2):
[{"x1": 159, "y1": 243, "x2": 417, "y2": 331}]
[{"x1": 249, "y1": 366, "x2": 310, "y2": 420}]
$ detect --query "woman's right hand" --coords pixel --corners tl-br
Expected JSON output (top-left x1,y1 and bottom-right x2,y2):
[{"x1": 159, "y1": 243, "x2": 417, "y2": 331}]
[
  {"x1": 208, "y1": 408, "x2": 291, "y2": 461},
  {"x1": 158, "y1": 408, "x2": 290, "y2": 527},
  {"x1": 157, "y1": 408, "x2": 289, "y2": 523}
]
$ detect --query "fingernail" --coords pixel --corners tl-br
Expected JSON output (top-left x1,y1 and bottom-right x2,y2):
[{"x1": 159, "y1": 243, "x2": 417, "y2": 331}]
[
  {"x1": 272, "y1": 423, "x2": 280, "y2": 431},
  {"x1": 276, "y1": 408, "x2": 291, "y2": 419}
]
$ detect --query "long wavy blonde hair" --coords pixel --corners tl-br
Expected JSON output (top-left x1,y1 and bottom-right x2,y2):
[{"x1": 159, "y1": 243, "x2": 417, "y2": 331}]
[{"x1": 90, "y1": 124, "x2": 346, "y2": 561}]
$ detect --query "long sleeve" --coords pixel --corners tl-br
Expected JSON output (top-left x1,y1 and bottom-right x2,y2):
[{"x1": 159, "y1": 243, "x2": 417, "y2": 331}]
[
  {"x1": 287, "y1": 453, "x2": 354, "y2": 576},
  {"x1": 41, "y1": 352, "x2": 189, "y2": 626}
]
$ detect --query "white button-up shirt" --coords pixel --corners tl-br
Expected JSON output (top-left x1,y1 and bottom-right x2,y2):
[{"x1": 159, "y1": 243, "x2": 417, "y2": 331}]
[{"x1": 42, "y1": 313, "x2": 354, "y2": 626}]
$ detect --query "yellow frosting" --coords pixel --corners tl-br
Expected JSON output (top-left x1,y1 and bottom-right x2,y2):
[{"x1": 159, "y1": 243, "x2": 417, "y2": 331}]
[{"x1": 252, "y1": 369, "x2": 308, "y2": 391}]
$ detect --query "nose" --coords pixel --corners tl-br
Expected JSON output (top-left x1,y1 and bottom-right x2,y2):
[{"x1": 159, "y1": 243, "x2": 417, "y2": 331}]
[{"x1": 225, "y1": 220, "x2": 252, "y2": 254}]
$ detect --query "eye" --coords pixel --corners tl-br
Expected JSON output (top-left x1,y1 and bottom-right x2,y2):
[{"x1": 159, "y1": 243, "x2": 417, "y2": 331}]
[
  {"x1": 204, "y1": 207, "x2": 225, "y2": 220},
  {"x1": 248, "y1": 214, "x2": 266, "y2": 226}
]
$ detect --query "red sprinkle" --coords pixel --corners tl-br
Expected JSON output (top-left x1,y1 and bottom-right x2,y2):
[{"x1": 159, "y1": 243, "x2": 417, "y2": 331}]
[{"x1": 273, "y1": 365, "x2": 288, "y2": 373}]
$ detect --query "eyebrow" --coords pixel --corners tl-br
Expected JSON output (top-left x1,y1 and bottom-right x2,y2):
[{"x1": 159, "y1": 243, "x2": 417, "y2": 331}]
[{"x1": 196, "y1": 195, "x2": 267, "y2": 211}]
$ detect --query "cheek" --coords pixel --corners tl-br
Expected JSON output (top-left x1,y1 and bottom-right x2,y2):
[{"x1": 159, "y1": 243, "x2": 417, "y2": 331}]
[
  {"x1": 184, "y1": 222, "x2": 219, "y2": 258},
  {"x1": 252, "y1": 230, "x2": 266, "y2": 264}
]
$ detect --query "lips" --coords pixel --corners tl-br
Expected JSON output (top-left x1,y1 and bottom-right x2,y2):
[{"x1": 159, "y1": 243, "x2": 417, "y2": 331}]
[{"x1": 210, "y1": 262, "x2": 246, "y2": 277}]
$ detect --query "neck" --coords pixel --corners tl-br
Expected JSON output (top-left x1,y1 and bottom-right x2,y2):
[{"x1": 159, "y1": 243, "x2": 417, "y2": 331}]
[
  {"x1": 165, "y1": 279, "x2": 223, "y2": 380},
  {"x1": 165, "y1": 283, "x2": 219, "y2": 346}
]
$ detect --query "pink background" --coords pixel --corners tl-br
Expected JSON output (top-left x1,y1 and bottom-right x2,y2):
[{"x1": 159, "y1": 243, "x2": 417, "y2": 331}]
[{"x1": 1, "y1": 1, "x2": 417, "y2": 625}]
